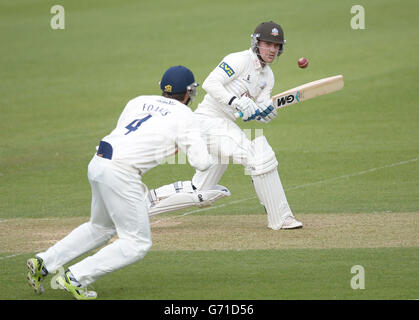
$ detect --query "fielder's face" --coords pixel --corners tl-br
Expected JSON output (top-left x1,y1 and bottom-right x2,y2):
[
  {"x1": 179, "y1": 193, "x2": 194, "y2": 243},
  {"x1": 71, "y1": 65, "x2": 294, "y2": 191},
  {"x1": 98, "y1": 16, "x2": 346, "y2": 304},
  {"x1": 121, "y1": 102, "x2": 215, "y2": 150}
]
[{"x1": 258, "y1": 40, "x2": 280, "y2": 63}]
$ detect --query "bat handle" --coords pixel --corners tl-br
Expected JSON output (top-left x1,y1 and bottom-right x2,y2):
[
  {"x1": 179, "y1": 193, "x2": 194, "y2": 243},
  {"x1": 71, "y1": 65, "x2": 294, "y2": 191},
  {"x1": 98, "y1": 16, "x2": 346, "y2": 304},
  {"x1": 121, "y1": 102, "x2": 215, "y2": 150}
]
[{"x1": 234, "y1": 111, "x2": 243, "y2": 119}]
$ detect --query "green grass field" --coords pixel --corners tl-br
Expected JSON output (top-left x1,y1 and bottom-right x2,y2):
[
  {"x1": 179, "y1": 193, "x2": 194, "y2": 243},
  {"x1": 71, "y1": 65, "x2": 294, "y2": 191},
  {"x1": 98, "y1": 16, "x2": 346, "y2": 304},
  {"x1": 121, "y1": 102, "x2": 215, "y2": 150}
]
[{"x1": 0, "y1": 0, "x2": 418, "y2": 300}]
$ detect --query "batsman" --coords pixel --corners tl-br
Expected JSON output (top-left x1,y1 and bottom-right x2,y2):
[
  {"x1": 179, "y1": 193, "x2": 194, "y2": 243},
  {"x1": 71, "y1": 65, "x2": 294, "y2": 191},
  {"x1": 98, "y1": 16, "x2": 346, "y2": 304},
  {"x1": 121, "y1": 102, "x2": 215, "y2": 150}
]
[{"x1": 149, "y1": 21, "x2": 303, "y2": 230}]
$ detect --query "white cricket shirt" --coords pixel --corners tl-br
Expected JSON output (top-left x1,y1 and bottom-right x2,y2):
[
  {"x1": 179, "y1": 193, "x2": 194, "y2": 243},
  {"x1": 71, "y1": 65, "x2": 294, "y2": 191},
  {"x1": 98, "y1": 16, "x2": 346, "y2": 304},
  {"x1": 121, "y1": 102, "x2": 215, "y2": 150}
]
[
  {"x1": 195, "y1": 49, "x2": 275, "y2": 121},
  {"x1": 100, "y1": 95, "x2": 213, "y2": 175}
]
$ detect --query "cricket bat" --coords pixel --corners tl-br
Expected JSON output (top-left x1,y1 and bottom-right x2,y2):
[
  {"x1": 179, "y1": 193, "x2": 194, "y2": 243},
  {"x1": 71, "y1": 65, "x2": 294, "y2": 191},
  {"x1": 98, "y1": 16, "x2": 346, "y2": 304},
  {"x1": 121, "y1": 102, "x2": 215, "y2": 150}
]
[{"x1": 235, "y1": 75, "x2": 344, "y2": 118}]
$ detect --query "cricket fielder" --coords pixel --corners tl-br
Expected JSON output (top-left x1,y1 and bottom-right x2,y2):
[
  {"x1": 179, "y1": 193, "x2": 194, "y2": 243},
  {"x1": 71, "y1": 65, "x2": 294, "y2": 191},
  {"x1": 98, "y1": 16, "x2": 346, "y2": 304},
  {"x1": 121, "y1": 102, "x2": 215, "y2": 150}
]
[
  {"x1": 26, "y1": 66, "x2": 214, "y2": 299},
  {"x1": 148, "y1": 21, "x2": 303, "y2": 230}
]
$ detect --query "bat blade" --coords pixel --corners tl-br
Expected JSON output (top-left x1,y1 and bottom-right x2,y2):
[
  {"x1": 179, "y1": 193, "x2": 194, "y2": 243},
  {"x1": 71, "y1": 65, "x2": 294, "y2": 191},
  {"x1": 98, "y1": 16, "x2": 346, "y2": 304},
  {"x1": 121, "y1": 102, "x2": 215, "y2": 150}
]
[
  {"x1": 272, "y1": 75, "x2": 344, "y2": 109},
  {"x1": 234, "y1": 75, "x2": 344, "y2": 118}
]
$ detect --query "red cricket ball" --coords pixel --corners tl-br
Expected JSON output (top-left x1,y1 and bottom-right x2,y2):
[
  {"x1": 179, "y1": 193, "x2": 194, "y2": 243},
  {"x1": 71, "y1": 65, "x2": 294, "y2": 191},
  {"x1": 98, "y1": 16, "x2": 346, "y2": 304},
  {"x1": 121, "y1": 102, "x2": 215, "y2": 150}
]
[{"x1": 298, "y1": 57, "x2": 308, "y2": 68}]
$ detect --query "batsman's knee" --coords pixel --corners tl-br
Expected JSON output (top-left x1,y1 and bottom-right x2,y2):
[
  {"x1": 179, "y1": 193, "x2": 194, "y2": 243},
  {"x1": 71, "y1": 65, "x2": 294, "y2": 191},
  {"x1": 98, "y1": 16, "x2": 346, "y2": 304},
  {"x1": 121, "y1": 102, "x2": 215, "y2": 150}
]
[{"x1": 246, "y1": 135, "x2": 278, "y2": 176}]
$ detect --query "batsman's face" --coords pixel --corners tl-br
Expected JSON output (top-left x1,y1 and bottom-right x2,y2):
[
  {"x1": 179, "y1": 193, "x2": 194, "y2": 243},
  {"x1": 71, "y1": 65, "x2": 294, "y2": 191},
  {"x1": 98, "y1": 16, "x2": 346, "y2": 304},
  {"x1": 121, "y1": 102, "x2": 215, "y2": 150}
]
[{"x1": 258, "y1": 40, "x2": 280, "y2": 63}]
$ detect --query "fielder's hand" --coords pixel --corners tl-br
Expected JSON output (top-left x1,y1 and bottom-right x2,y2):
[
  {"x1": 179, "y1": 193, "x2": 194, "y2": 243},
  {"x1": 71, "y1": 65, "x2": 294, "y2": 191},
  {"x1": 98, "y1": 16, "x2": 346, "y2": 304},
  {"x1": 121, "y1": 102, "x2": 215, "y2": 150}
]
[
  {"x1": 255, "y1": 98, "x2": 277, "y2": 123},
  {"x1": 232, "y1": 96, "x2": 260, "y2": 121}
]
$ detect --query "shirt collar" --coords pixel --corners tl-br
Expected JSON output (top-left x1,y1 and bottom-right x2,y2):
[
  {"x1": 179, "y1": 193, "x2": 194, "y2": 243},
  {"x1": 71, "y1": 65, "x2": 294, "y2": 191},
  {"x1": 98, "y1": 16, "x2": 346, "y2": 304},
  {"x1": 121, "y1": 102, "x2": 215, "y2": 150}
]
[{"x1": 249, "y1": 48, "x2": 263, "y2": 71}]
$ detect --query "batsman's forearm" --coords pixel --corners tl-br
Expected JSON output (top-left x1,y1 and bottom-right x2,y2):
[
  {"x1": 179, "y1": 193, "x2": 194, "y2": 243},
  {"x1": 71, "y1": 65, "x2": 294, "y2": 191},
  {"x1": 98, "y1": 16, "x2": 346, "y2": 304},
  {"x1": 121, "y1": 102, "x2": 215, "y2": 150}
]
[{"x1": 202, "y1": 72, "x2": 236, "y2": 107}]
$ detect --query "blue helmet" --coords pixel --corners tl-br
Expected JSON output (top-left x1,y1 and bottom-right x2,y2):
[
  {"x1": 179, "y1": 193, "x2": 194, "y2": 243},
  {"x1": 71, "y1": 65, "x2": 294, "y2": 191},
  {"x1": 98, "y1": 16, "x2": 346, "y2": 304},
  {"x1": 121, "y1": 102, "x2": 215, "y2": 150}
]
[{"x1": 160, "y1": 66, "x2": 199, "y2": 101}]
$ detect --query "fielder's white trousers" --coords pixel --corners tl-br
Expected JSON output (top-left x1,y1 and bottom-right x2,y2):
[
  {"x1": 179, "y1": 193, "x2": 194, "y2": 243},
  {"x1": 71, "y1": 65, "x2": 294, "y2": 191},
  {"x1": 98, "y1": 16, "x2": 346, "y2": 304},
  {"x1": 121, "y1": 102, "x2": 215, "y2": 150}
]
[{"x1": 38, "y1": 155, "x2": 152, "y2": 286}]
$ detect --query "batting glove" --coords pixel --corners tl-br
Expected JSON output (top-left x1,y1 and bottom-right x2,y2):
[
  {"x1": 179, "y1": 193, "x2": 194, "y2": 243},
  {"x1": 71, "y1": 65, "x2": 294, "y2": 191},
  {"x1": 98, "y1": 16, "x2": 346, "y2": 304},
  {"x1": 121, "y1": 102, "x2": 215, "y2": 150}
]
[
  {"x1": 231, "y1": 96, "x2": 260, "y2": 121},
  {"x1": 255, "y1": 99, "x2": 277, "y2": 123}
]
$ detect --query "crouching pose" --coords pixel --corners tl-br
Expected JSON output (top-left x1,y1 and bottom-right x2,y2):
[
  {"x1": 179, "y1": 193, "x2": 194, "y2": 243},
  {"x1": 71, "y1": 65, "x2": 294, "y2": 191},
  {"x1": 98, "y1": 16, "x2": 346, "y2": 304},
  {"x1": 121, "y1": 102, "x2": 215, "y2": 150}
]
[{"x1": 26, "y1": 66, "x2": 214, "y2": 299}]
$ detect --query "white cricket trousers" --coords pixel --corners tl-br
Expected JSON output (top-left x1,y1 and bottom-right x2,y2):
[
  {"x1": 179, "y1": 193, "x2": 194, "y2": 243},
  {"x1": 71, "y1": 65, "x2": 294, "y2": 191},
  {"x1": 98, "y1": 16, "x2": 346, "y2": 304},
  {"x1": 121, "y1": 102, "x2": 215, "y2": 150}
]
[
  {"x1": 38, "y1": 155, "x2": 152, "y2": 286},
  {"x1": 191, "y1": 114, "x2": 294, "y2": 229}
]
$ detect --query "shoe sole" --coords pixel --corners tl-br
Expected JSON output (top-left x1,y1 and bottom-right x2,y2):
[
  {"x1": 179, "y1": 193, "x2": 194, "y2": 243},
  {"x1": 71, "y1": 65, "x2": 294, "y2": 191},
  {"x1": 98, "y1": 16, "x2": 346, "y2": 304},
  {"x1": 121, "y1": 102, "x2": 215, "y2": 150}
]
[
  {"x1": 56, "y1": 276, "x2": 97, "y2": 300},
  {"x1": 26, "y1": 259, "x2": 36, "y2": 274},
  {"x1": 26, "y1": 259, "x2": 44, "y2": 294},
  {"x1": 281, "y1": 224, "x2": 303, "y2": 230},
  {"x1": 27, "y1": 272, "x2": 44, "y2": 294}
]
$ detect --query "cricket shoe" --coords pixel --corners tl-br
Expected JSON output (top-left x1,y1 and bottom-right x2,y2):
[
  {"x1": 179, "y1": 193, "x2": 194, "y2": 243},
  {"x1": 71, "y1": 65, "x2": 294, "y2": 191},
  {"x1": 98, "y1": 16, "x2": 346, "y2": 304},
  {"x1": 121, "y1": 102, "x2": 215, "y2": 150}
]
[
  {"x1": 281, "y1": 216, "x2": 303, "y2": 229},
  {"x1": 26, "y1": 257, "x2": 48, "y2": 294},
  {"x1": 56, "y1": 270, "x2": 97, "y2": 300}
]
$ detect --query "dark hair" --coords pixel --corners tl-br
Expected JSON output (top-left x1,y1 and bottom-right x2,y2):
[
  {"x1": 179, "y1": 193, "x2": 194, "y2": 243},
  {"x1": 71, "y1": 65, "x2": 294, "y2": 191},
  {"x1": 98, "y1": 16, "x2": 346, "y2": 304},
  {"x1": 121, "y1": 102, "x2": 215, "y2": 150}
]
[{"x1": 162, "y1": 91, "x2": 187, "y2": 102}]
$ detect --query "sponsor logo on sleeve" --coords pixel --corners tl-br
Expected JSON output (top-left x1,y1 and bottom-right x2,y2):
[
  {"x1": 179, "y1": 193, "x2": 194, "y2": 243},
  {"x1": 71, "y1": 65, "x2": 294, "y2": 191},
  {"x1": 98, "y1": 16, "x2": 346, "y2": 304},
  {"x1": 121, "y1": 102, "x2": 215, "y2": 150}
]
[{"x1": 218, "y1": 62, "x2": 235, "y2": 77}]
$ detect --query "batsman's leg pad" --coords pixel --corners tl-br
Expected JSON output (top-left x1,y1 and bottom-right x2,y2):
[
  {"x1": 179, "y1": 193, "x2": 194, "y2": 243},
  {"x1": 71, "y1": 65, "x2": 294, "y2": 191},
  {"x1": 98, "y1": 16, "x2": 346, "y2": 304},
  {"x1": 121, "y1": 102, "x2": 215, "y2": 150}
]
[
  {"x1": 148, "y1": 181, "x2": 195, "y2": 206},
  {"x1": 192, "y1": 163, "x2": 228, "y2": 190},
  {"x1": 247, "y1": 136, "x2": 293, "y2": 230},
  {"x1": 148, "y1": 185, "x2": 231, "y2": 216},
  {"x1": 252, "y1": 169, "x2": 294, "y2": 230},
  {"x1": 246, "y1": 136, "x2": 278, "y2": 176}
]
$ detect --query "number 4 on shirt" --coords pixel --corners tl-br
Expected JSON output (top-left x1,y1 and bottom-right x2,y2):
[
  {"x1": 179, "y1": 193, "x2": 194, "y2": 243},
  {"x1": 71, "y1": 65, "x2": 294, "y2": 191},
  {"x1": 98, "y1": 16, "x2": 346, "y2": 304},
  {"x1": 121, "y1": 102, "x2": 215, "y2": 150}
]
[{"x1": 124, "y1": 115, "x2": 152, "y2": 135}]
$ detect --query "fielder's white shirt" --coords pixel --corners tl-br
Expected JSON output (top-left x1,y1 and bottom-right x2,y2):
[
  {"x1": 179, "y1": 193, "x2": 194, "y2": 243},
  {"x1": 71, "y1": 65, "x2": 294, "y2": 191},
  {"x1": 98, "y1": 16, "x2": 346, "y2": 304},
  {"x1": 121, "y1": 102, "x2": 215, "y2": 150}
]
[
  {"x1": 101, "y1": 95, "x2": 213, "y2": 175},
  {"x1": 195, "y1": 48, "x2": 275, "y2": 121}
]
